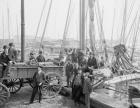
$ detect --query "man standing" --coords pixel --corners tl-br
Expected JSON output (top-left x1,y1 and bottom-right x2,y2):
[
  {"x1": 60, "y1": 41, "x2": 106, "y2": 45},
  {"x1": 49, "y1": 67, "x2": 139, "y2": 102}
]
[
  {"x1": 99, "y1": 56, "x2": 105, "y2": 68},
  {"x1": 30, "y1": 66, "x2": 45, "y2": 104},
  {"x1": 71, "y1": 49, "x2": 78, "y2": 63},
  {"x1": 77, "y1": 49, "x2": 84, "y2": 66},
  {"x1": 72, "y1": 68, "x2": 83, "y2": 106},
  {"x1": 65, "y1": 60, "x2": 73, "y2": 87},
  {"x1": 83, "y1": 72, "x2": 92, "y2": 108},
  {"x1": 8, "y1": 42, "x2": 17, "y2": 62},
  {"x1": 36, "y1": 50, "x2": 45, "y2": 62},
  {"x1": 0, "y1": 45, "x2": 10, "y2": 77}
]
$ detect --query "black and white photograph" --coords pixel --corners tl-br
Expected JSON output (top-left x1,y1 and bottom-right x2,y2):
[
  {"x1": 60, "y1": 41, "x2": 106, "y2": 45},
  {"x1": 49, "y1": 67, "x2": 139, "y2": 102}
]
[{"x1": 0, "y1": 0, "x2": 140, "y2": 108}]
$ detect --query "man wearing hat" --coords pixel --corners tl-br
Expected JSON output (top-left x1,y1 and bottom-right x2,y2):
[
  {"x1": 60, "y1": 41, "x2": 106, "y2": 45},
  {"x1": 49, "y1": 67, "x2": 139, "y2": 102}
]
[
  {"x1": 87, "y1": 52, "x2": 98, "y2": 69},
  {"x1": 28, "y1": 52, "x2": 38, "y2": 65},
  {"x1": 30, "y1": 66, "x2": 45, "y2": 104},
  {"x1": 0, "y1": 45, "x2": 10, "y2": 77},
  {"x1": 36, "y1": 50, "x2": 45, "y2": 62}
]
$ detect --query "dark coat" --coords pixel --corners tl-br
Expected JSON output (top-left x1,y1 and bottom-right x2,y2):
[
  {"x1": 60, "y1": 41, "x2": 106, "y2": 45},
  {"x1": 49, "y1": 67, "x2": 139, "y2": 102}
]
[
  {"x1": 71, "y1": 52, "x2": 78, "y2": 63},
  {"x1": 72, "y1": 73, "x2": 84, "y2": 103},
  {"x1": 82, "y1": 66, "x2": 90, "y2": 73},
  {"x1": 8, "y1": 48, "x2": 17, "y2": 61},
  {"x1": 32, "y1": 71, "x2": 45, "y2": 87},
  {"x1": 36, "y1": 55, "x2": 45, "y2": 62},
  {"x1": 77, "y1": 51, "x2": 84, "y2": 65},
  {"x1": 0, "y1": 52, "x2": 10, "y2": 65},
  {"x1": 87, "y1": 57, "x2": 98, "y2": 69},
  {"x1": 65, "y1": 62, "x2": 73, "y2": 77},
  {"x1": 83, "y1": 77, "x2": 92, "y2": 94},
  {"x1": 100, "y1": 61, "x2": 104, "y2": 67}
]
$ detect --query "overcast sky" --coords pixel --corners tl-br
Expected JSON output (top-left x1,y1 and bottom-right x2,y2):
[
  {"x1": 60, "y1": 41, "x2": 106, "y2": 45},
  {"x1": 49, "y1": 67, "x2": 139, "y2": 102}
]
[{"x1": 0, "y1": 0, "x2": 140, "y2": 47}]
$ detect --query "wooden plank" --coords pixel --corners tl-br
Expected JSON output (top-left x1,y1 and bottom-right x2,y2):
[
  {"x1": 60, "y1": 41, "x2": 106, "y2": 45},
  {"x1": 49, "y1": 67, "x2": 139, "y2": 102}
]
[
  {"x1": 132, "y1": 98, "x2": 140, "y2": 107},
  {"x1": 9, "y1": 67, "x2": 18, "y2": 78},
  {"x1": 17, "y1": 68, "x2": 28, "y2": 78},
  {"x1": 27, "y1": 68, "x2": 37, "y2": 78},
  {"x1": 90, "y1": 92, "x2": 128, "y2": 108},
  {"x1": 105, "y1": 73, "x2": 140, "y2": 84}
]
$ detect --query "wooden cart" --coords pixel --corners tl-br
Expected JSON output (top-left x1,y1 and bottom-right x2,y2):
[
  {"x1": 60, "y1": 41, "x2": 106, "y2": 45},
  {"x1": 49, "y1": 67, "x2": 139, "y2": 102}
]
[{"x1": 0, "y1": 62, "x2": 63, "y2": 106}]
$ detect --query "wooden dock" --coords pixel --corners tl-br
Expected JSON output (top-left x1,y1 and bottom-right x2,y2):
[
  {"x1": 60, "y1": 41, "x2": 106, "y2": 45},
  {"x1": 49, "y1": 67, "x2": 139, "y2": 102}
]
[
  {"x1": 60, "y1": 87, "x2": 129, "y2": 108},
  {"x1": 90, "y1": 92, "x2": 128, "y2": 108}
]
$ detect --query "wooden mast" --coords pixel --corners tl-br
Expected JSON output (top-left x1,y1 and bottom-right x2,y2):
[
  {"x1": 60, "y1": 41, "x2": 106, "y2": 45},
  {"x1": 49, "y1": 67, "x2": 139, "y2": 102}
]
[
  {"x1": 21, "y1": 0, "x2": 25, "y2": 62},
  {"x1": 120, "y1": 0, "x2": 127, "y2": 44},
  {"x1": 34, "y1": 0, "x2": 47, "y2": 41},
  {"x1": 2, "y1": 14, "x2": 4, "y2": 41},
  {"x1": 79, "y1": 0, "x2": 85, "y2": 50},
  {"x1": 16, "y1": 17, "x2": 19, "y2": 43},
  {"x1": 88, "y1": 0, "x2": 96, "y2": 52},
  {"x1": 131, "y1": 15, "x2": 140, "y2": 61},
  {"x1": 61, "y1": 0, "x2": 72, "y2": 53},
  {"x1": 7, "y1": 7, "x2": 10, "y2": 39}
]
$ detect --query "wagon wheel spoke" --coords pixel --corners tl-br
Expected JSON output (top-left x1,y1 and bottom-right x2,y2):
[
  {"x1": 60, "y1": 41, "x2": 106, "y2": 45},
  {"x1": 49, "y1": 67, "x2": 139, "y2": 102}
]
[
  {"x1": 13, "y1": 86, "x2": 18, "y2": 92},
  {"x1": 42, "y1": 86, "x2": 52, "y2": 96},
  {"x1": 50, "y1": 86, "x2": 57, "y2": 95},
  {"x1": 3, "y1": 79, "x2": 22, "y2": 94},
  {"x1": 9, "y1": 87, "x2": 12, "y2": 92},
  {"x1": 0, "y1": 83, "x2": 10, "y2": 106},
  {"x1": 42, "y1": 85, "x2": 49, "y2": 89},
  {"x1": 14, "y1": 82, "x2": 21, "y2": 85},
  {"x1": 51, "y1": 85, "x2": 61, "y2": 92},
  {"x1": 47, "y1": 86, "x2": 55, "y2": 97},
  {"x1": 42, "y1": 73, "x2": 62, "y2": 99},
  {"x1": 11, "y1": 87, "x2": 14, "y2": 92}
]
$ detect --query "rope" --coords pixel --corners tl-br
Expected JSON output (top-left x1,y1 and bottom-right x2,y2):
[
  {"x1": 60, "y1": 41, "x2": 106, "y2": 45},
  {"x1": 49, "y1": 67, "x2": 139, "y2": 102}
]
[
  {"x1": 40, "y1": 0, "x2": 53, "y2": 48},
  {"x1": 34, "y1": 0, "x2": 48, "y2": 41},
  {"x1": 60, "y1": 0, "x2": 72, "y2": 53}
]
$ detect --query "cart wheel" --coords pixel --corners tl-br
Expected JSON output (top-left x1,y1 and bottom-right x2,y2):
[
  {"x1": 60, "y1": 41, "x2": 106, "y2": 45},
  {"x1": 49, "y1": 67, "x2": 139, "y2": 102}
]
[
  {"x1": 0, "y1": 82, "x2": 10, "y2": 106},
  {"x1": 27, "y1": 78, "x2": 34, "y2": 88},
  {"x1": 3, "y1": 79, "x2": 22, "y2": 94},
  {"x1": 42, "y1": 72, "x2": 63, "y2": 99}
]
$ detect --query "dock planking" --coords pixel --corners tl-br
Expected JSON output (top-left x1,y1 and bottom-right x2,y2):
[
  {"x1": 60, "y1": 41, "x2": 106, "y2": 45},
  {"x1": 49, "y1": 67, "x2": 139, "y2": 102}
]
[{"x1": 61, "y1": 87, "x2": 129, "y2": 108}]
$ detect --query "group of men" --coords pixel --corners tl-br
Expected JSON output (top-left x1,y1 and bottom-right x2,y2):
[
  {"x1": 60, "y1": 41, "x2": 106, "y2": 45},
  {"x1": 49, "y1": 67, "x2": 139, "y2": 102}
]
[
  {"x1": 0, "y1": 43, "x2": 46, "y2": 104},
  {"x1": 28, "y1": 50, "x2": 46, "y2": 65},
  {"x1": 0, "y1": 43, "x2": 17, "y2": 77},
  {"x1": 0, "y1": 44, "x2": 105, "y2": 107},
  {"x1": 27, "y1": 50, "x2": 46, "y2": 104},
  {"x1": 29, "y1": 48, "x2": 105, "y2": 107},
  {"x1": 65, "y1": 49, "x2": 105, "y2": 108}
]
